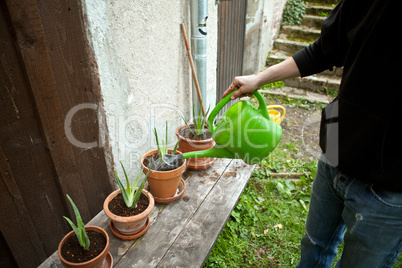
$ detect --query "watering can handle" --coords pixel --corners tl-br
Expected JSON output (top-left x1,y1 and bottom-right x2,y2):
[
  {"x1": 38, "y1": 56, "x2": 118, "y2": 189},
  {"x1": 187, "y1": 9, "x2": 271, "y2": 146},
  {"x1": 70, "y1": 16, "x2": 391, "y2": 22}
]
[
  {"x1": 207, "y1": 90, "x2": 271, "y2": 134},
  {"x1": 267, "y1": 105, "x2": 286, "y2": 123}
]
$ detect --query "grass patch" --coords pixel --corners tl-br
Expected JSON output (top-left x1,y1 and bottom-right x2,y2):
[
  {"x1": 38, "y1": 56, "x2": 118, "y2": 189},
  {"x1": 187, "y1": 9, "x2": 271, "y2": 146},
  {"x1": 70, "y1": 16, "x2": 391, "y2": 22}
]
[
  {"x1": 204, "y1": 94, "x2": 402, "y2": 267},
  {"x1": 204, "y1": 138, "x2": 318, "y2": 267}
]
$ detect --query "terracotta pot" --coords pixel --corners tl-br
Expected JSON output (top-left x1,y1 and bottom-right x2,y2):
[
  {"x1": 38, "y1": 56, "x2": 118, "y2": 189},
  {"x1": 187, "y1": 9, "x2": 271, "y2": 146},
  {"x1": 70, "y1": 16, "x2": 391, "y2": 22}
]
[
  {"x1": 103, "y1": 188, "x2": 154, "y2": 236},
  {"x1": 176, "y1": 123, "x2": 216, "y2": 170},
  {"x1": 58, "y1": 226, "x2": 109, "y2": 268},
  {"x1": 141, "y1": 149, "x2": 186, "y2": 199}
]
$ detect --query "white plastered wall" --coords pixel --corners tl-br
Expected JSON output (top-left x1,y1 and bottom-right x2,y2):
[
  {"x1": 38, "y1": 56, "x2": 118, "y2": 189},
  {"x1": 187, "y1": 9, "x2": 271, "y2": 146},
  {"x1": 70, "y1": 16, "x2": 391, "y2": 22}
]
[
  {"x1": 81, "y1": 0, "x2": 218, "y2": 180},
  {"x1": 243, "y1": 0, "x2": 287, "y2": 75}
]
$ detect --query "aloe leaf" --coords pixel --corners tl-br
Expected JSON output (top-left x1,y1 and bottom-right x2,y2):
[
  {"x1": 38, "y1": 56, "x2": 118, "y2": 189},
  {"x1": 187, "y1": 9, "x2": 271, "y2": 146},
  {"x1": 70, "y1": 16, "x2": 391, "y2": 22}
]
[
  {"x1": 173, "y1": 140, "x2": 179, "y2": 154},
  {"x1": 199, "y1": 106, "x2": 211, "y2": 135},
  {"x1": 131, "y1": 167, "x2": 142, "y2": 190},
  {"x1": 79, "y1": 225, "x2": 91, "y2": 250},
  {"x1": 153, "y1": 128, "x2": 161, "y2": 157},
  {"x1": 132, "y1": 160, "x2": 153, "y2": 208},
  {"x1": 195, "y1": 104, "x2": 205, "y2": 135},
  {"x1": 64, "y1": 216, "x2": 89, "y2": 249},
  {"x1": 120, "y1": 162, "x2": 130, "y2": 190},
  {"x1": 115, "y1": 170, "x2": 131, "y2": 207},
  {"x1": 128, "y1": 168, "x2": 143, "y2": 208},
  {"x1": 63, "y1": 216, "x2": 80, "y2": 241},
  {"x1": 64, "y1": 195, "x2": 90, "y2": 250},
  {"x1": 66, "y1": 195, "x2": 84, "y2": 231},
  {"x1": 182, "y1": 116, "x2": 195, "y2": 136},
  {"x1": 162, "y1": 140, "x2": 166, "y2": 156},
  {"x1": 120, "y1": 162, "x2": 132, "y2": 197}
]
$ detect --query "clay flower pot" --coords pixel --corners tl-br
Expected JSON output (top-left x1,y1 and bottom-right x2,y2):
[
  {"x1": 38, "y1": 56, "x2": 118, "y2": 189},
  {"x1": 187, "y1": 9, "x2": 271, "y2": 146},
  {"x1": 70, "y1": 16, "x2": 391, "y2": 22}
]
[
  {"x1": 141, "y1": 149, "x2": 186, "y2": 200},
  {"x1": 58, "y1": 226, "x2": 110, "y2": 268},
  {"x1": 103, "y1": 188, "x2": 154, "y2": 238},
  {"x1": 176, "y1": 123, "x2": 216, "y2": 170}
]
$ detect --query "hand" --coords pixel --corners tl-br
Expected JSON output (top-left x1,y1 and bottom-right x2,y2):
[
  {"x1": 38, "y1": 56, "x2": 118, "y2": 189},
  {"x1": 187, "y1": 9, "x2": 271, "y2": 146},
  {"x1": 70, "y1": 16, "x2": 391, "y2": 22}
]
[
  {"x1": 222, "y1": 74, "x2": 262, "y2": 100},
  {"x1": 221, "y1": 57, "x2": 301, "y2": 100}
]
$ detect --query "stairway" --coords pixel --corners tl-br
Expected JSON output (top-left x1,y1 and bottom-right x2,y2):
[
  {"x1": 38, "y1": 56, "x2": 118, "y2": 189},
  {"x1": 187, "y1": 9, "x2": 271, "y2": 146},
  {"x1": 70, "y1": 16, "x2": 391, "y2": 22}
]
[{"x1": 267, "y1": 0, "x2": 341, "y2": 96}]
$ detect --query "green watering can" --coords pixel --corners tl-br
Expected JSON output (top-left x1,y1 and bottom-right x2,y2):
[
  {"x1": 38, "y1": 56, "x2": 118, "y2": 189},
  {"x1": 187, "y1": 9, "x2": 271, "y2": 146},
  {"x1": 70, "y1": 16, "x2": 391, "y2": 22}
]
[{"x1": 163, "y1": 90, "x2": 282, "y2": 165}]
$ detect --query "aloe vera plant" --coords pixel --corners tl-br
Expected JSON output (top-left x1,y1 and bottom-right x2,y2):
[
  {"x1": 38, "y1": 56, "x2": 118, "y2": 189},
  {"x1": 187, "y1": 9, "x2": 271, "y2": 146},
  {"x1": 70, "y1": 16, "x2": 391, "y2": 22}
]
[
  {"x1": 114, "y1": 161, "x2": 153, "y2": 208},
  {"x1": 63, "y1": 195, "x2": 90, "y2": 250},
  {"x1": 182, "y1": 105, "x2": 210, "y2": 136},
  {"x1": 153, "y1": 121, "x2": 179, "y2": 159}
]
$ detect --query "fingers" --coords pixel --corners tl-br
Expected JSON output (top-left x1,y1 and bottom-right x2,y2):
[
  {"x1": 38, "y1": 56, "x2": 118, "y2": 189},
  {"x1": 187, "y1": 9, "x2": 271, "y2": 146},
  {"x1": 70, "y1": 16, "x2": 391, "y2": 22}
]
[
  {"x1": 222, "y1": 79, "x2": 238, "y2": 99},
  {"x1": 229, "y1": 87, "x2": 245, "y2": 100},
  {"x1": 222, "y1": 74, "x2": 259, "y2": 100}
]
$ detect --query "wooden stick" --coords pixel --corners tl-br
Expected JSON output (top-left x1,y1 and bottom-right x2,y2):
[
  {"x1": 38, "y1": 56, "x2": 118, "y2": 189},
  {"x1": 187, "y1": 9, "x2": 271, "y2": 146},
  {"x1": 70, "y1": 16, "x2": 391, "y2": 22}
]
[{"x1": 180, "y1": 23, "x2": 206, "y2": 116}]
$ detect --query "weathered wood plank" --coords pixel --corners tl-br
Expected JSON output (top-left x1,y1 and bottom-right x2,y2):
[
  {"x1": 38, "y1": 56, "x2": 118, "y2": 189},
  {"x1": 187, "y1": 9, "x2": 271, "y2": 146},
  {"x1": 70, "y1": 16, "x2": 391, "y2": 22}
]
[
  {"x1": 0, "y1": 2, "x2": 70, "y2": 266},
  {"x1": 39, "y1": 159, "x2": 255, "y2": 268},
  {"x1": 2, "y1": 0, "x2": 112, "y2": 265},
  {"x1": 157, "y1": 160, "x2": 254, "y2": 267},
  {"x1": 0, "y1": 147, "x2": 47, "y2": 267},
  {"x1": 36, "y1": 0, "x2": 114, "y2": 214},
  {"x1": 114, "y1": 159, "x2": 232, "y2": 267},
  {"x1": 4, "y1": 0, "x2": 91, "y2": 220}
]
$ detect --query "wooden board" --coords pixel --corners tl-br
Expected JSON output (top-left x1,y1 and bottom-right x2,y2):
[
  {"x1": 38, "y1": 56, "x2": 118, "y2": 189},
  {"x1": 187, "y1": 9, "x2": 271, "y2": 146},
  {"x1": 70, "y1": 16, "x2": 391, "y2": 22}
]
[
  {"x1": 157, "y1": 159, "x2": 254, "y2": 267},
  {"x1": 39, "y1": 159, "x2": 255, "y2": 268},
  {"x1": 0, "y1": 0, "x2": 113, "y2": 266}
]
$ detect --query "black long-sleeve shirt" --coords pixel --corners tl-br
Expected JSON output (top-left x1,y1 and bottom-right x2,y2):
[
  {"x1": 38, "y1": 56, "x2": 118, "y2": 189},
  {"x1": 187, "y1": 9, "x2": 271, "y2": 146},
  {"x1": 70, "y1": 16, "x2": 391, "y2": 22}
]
[{"x1": 292, "y1": 0, "x2": 402, "y2": 191}]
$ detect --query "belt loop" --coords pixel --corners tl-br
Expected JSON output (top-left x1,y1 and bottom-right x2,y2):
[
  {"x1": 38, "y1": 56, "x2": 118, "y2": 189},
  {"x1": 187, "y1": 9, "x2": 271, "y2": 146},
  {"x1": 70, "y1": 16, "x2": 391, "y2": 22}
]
[{"x1": 333, "y1": 171, "x2": 353, "y2": 197}]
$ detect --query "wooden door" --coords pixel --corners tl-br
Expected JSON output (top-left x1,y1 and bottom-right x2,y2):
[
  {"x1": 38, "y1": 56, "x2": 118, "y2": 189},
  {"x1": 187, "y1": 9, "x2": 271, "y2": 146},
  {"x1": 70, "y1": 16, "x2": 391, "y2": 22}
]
[
  {"x1": 216, "y1": 0, "x2": 247, "y2": 108},
  {"x1": 0, "y1": 0, "x2": 113, "y2": 267}
]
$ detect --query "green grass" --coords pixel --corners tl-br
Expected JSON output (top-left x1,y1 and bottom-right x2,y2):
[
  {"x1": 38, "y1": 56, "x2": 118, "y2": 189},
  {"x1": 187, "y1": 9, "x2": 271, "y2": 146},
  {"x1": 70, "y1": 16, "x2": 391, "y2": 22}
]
[
  {"x1": 204, "y1": 177, "x2": 311, "y2": 267},
  {"x1": 204, "y1": 140, "x2": 319, "y2": 267},
  {"x1": 204, "y1": 93, "x2": 402, "y2": 267},
  {"x1": 204, "y1": 140, "x2": 402, "y2": 268}
]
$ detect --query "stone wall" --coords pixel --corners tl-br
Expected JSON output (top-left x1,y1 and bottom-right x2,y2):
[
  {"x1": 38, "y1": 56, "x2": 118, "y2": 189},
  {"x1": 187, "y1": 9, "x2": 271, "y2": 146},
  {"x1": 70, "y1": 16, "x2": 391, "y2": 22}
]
[{"x1": 243, "y1": 0, "x2": 287, "y2": 75}]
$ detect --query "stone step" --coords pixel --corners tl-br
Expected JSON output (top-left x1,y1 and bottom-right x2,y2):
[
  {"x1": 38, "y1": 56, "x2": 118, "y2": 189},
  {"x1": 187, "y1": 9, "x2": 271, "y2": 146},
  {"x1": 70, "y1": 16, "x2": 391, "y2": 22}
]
[
  {"x1": 283, "y1": 74, "x2": 341, "y2": 94},
  {"x1": 281, "y1": 25, "x2": 321, "y2": 42},
  {"x1": 302, "y1": 15, "x2": 325, "y2": 29},
  {"x1": 265, "y1": 1, "x2": 340, "y2": 97},
  {"x1": 309, "y1": 0, "x2": 340, "y2": 6},
  {"x1": 306, "y1": 5, "x2": 334, "y2": 17},
  {"x1": 273, "y1": 39, "x2": 308, "y2": 55},
  {"x1": 260, "y1": 87, "x2": 334, "y2": 104},
  {"x1": 267, "y1": 49, "x2": 291, "y2": 66}
]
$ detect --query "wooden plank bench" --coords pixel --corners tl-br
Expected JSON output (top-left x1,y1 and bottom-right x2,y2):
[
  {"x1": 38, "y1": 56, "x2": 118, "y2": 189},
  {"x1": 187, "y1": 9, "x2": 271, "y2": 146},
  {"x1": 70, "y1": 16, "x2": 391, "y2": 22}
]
[{"x1": 39, "y1": 159, "x2": 254, "y2": 268}]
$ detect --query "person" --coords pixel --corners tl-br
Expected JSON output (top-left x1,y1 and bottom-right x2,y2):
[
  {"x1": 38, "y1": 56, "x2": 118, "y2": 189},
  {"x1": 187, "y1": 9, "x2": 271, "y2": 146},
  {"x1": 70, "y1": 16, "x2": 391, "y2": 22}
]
[{"x1": 223, "y1": 0, "x2": 402, "y2": 267}]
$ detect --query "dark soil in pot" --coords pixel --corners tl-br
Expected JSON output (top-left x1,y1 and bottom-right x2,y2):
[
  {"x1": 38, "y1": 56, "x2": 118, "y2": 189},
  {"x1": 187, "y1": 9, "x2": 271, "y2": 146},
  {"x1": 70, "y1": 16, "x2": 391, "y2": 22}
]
[
  {"x1": 60, "y1": 230, "x2": 106, "y2": 263},
  {"x1": 143, "y1": 153, "x2": 184, "y2": 172},
  {"x1": 108, "y1": 192, "x2": 149, "y2": 217},
  {"x1": 179, "y1": 126, "x2": 212, "y2": 140}
]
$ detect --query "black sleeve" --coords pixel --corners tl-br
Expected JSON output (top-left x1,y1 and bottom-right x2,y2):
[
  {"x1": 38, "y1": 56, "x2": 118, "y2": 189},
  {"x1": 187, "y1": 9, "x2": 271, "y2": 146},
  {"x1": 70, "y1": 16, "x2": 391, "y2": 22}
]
[{"x1": 292, "y1": 0, "x2": 348, "y2": 77}]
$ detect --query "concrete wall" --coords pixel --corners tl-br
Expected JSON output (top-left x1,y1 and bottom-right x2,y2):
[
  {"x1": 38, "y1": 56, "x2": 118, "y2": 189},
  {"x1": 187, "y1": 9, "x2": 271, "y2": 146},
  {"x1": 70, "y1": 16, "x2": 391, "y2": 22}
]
[
  {"x1": 243, "y1": 0, "x2": 287, "y2": 75},
  {"x1": 82, "y1": 0, "x2": 218, "y2": 179}
]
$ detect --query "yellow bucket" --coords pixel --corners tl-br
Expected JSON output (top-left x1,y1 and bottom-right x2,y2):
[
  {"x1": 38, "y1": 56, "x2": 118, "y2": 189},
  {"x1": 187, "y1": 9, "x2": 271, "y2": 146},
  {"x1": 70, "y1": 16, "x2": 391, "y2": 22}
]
[{"x1": 267, "y1": 105, "x2": 286, "y2": 125}]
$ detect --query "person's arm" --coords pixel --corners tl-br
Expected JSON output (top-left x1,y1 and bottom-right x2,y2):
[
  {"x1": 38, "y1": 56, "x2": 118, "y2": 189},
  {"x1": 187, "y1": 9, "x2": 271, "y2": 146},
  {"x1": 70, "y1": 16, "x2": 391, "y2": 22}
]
[
  {"x1": 222, "y1": 57, "x2": 301, "y2": 100},
  {"x1": 223, "y1": 1, "x2": 346, "y2": 101}
]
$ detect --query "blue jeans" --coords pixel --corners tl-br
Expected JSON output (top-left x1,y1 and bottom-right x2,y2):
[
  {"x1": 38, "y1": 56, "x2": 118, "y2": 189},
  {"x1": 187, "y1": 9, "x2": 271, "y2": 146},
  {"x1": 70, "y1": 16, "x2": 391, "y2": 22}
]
[{"x1": 296, "y1": 157, "x2": 402, "y2": 268}]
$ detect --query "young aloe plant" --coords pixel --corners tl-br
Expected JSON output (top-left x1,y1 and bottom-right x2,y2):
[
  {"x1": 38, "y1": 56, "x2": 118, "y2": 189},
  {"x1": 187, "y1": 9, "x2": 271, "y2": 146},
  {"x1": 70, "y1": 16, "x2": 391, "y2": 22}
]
[
  {"x1": 63, "y1": 195, "x2": 90, "y2": 250},
  {"x1": 114, "y1": 161, "x2": 153, "y2": 208},
  {"x1": 153, "y1": 121, "x2": 179, "y2": 159},
  {"x1": 182, "y1": 105, "x2": 210, "y2": 136}
]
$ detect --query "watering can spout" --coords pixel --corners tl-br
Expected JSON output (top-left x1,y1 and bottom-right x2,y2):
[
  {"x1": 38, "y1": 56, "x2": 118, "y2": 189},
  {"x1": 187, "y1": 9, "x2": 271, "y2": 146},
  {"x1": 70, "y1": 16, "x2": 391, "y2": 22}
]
[
  {"x1": 182, "y1": 146, "x2": 236, "y2": 159},
  {"x1": 162, "y1": 146, "x2": 235, "y2": 167}
]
